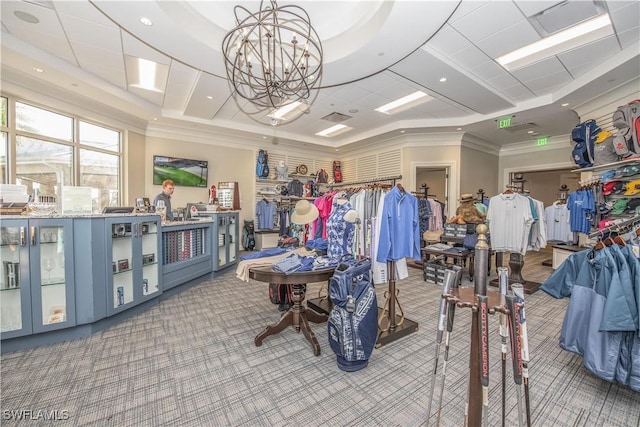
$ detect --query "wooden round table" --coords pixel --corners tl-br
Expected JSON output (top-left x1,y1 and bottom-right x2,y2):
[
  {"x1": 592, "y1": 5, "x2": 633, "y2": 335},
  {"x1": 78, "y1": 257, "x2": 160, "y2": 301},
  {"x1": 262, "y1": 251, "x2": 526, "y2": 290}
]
[{"x1": 249, "y1": 267, "x2": 335, "y2": 356}]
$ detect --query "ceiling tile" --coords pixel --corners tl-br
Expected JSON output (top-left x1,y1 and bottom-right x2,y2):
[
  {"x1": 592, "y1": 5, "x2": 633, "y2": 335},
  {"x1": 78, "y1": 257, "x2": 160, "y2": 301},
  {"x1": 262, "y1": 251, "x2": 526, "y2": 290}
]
[
  {"x1": 58, "y1": 13, "x2": 121, "y2": 52},
  {"x1": 121, "y1": 32, "x2": 170, "y2": 65},
  {"x1": 392, "y1": 47, "x2": 513, "y2": 114},
  {"x1": 521, "y1": 69, "x2": 573, "y2": 95},
  {"x1": 513, "y1": 0, "x2": 564, "y2": 18},
  {"x1": 476, "y1": 20, "x2": 540, "y2": 59},
  {"x1": 450, "y1": 1, "x2": 523, "y2": 43},
  {"x1": 183, "y1": 72, "x2": 229, "y2": 120},
  {"x1": 427, "y1": 24, "x2": 474, "y2": 56},
  {"x1": 559, "y1": 36, "x2": 621, "y2": 77},
  {"x1": 54, "y1": 1, "x2": 117, "y2": 27},
  {"x1": 164, "y1": 63, "x2": 200, "y2": 111},
  {"x1": 511, "y1": 56, "x2": 566, "y2": 82},
  {"x1": 451, "y1": 45, "x2": 493, "y2": 72},
  {"x1": 610, "y1": 1, "x2": 640, "y2": 35}
]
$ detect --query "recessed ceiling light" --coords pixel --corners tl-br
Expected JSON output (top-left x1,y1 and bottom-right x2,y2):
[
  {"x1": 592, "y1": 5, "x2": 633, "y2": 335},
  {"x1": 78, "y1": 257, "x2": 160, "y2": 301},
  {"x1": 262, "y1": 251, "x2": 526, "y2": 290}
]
[
  {"x1": 528, "y1": 130, "x2": 534, "y2": 134},
  {"x1": 315, "y1": 124, "x2": 351, "y2": 137},
  {"x1": 139, "y1": 17, "x2": 153, "y2": 26},
  {"x1": 457, "y1": 128, "x2": 462, "y2": 131},
  {"x1": 206, "y1": 95, "x2": 213, "y2": 100},
  {"x1": 375, "y1": 91, "x2": 432, "y2": 115},
  {"x1": 400, "y1": 130, "x2": 405, "y2": 133},
  {"x1": 439, "y1": 77, "x2": 447, "y2": 83},
  {"x1": 14, "y1": 11, "x2": 39, "y2": 24},
  {"x1": 32, "y1": 67, "x2": 43, "y2": 73},
  {"x1": 153, "y1": 117, "x2": 157, "y2": 121},
  {"x1": 262, "y1": 136, "x2": 267, "y2": 139},
  {"x1": 561, "y1": 103, "x2": 569, "y2": 107}
]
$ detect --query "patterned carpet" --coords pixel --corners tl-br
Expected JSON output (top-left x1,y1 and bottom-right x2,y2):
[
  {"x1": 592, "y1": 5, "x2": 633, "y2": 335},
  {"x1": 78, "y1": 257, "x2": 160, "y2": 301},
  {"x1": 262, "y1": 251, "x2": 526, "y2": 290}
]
[{"x1": 1, "y1": 248, "x2": 639, "y2": 426}]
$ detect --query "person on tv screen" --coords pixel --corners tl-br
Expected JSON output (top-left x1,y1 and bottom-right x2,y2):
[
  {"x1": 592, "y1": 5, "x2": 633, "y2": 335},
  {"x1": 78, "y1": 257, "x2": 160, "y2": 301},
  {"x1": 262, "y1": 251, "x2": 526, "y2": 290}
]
[{"x1": 153, "y1": 179, "x2": 175, "y2": 221}]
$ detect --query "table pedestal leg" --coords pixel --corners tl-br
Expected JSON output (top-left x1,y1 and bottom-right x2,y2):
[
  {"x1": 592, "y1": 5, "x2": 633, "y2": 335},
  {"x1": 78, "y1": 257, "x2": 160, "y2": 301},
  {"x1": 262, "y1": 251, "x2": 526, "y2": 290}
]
[{"x1": 254, "y1": 283, "x2": 327, "y2": 356}]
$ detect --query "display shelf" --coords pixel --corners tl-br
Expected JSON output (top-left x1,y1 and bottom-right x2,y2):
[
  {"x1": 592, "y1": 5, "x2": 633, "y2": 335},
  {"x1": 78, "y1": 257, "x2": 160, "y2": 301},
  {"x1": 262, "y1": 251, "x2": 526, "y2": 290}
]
[
  {"x1": 0, "y1": 287, "x2": 21, "y2": 292},
  {"x1": 572, "y1": 157, "x2": 640, "y2": 173},
  {"x1": 161, "y1": 221, "x2": 213, "y2": 290}
]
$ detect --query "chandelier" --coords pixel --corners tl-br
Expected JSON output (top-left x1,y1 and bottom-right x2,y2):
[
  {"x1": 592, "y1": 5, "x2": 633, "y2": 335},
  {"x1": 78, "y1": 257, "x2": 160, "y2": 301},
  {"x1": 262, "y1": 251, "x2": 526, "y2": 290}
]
[{"x1": 222, "y1": 0, "x2": 323, "y2": 114}]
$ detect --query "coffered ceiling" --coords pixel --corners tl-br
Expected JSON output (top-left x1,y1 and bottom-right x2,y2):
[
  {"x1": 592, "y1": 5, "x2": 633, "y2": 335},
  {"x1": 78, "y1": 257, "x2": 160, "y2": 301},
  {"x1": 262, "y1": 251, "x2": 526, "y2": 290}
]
[{"x1": 1, "y1": 0, "x2": 639, "y2": 150}]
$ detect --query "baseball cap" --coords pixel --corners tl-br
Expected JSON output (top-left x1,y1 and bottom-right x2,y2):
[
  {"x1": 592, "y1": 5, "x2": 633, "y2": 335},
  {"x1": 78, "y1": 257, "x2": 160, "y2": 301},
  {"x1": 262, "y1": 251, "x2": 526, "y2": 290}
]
[
  {"x1": 599, "y1": 218, "x2": 616, "y2": 230},
  {"x1": 620, "y1": 164, "x2": 640, "y2": 177},
  {"x1": 603, "y1": 181, "x2": 625, "y2": 196},
  {"x1": 612, "y1": 199, "x2": 629, "y2": 215},
  {"x1": 600, "y1": 170, "x2": 616, "y2": 182},
  {"x1": 627, "y1": 198, "x2": 640, "y2": 213},
  {"x1": 598, "y1": 201, "x2": 614, "y2": 214},
  {"x1": 624, "y1": 179, "x2": 640, "y2": 196}
]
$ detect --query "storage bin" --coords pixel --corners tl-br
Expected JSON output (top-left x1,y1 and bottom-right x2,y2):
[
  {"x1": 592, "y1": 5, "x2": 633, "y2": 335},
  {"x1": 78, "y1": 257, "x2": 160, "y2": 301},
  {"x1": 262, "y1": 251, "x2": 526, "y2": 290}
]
[
  {"x1": 423, "y1": 258, "x2": 451, "y2": 284},
  {"x1": 443, "y1": 223, "x2": 480, "y2": 238}
]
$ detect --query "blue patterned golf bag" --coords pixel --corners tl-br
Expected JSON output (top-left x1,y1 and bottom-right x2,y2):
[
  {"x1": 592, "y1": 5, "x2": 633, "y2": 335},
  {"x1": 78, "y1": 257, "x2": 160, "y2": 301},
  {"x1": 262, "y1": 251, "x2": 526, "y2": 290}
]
[{"x1": 327, "y1": 259, "x2": 378, "y2": 372}]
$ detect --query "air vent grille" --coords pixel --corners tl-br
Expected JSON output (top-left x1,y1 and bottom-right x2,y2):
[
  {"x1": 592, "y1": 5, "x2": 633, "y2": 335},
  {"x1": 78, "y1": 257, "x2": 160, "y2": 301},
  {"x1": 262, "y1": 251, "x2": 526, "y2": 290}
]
[{"x1": 321, "y1": 112, "x2": 352, "y2": 123}]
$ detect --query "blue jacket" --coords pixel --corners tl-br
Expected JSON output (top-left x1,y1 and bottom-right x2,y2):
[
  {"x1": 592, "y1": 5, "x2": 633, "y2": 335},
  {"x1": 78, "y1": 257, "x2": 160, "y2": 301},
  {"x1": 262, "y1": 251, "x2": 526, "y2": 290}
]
[
  {"x1": 541, "y1": 246, "x2": 639, "y2": 391},
  {"x1": 376, "y1": 187, "x2": 420, "y2": 262}
]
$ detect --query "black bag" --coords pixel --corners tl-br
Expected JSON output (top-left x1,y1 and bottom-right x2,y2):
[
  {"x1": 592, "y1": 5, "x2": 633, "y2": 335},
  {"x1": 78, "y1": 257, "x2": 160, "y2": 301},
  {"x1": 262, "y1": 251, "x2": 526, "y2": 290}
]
[
  {"x1": 327, "y1": 259, "x2": 378, "y2": 372},
  {"x1": 268, "y1": 283, "x2": 305, "y2": 312}
]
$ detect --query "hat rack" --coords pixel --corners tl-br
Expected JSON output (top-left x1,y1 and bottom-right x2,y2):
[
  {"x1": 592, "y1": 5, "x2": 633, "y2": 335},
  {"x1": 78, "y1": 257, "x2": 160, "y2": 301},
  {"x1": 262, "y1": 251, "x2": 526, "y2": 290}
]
[{"x1": 588, "y1": 213, "x2": 640, "y2": 239}]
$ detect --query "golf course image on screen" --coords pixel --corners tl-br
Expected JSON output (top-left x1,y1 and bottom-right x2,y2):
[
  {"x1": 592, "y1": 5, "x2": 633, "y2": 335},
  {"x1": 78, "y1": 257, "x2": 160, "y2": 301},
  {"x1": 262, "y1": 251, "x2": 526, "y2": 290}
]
[{"x1": 153, "y1": 156, "x2": 208, "y2": 187}]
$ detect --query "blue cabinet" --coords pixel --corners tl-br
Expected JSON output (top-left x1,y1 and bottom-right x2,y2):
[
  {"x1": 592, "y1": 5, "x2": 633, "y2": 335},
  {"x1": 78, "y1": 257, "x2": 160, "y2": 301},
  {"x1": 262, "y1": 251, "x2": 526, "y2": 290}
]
[
  {"x1": 105, "y1": 216, "x2": 161, "y2": 316},
  {"x1": 212, "y1": 212, "x2": 239, "y2": 271},
  {"x1": 161, "y1": 221, "x2": 213, "y2": 290},
  {"x1": 0, "y1": 218, "x2": 76, "y2": 339}
]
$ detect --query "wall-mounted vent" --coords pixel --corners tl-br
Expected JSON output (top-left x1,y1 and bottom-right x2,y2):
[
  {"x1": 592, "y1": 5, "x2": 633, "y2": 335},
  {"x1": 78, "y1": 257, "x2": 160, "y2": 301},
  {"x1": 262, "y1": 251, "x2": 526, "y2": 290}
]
[
  {"x1": 501, "y1": 122, "x2": 539, "y2": 133},
  {"x1": 529, "y1": 1, "x2": 604, "y2": 36},
  {"x1": 321, "y1": 112, "x2": 352, "y2": 123}
]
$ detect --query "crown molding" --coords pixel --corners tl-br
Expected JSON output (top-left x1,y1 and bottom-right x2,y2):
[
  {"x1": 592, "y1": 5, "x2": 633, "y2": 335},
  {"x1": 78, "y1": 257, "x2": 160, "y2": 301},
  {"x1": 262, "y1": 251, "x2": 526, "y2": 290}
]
[{"x1": 460, "y1": 134, "x2": 500, "y2": 156}]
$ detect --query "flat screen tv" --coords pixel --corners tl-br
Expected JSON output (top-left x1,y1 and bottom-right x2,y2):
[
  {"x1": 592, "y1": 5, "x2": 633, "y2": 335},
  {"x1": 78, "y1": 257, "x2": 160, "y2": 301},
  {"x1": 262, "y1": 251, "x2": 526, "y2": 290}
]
[{"x1": 153, "y1": 155, "x2": 208, "y2": 188}]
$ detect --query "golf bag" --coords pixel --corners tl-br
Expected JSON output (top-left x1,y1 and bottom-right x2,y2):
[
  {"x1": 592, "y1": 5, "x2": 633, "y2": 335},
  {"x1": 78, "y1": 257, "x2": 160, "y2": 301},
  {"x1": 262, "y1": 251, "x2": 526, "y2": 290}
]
[
  {"x1": 242, "y1": 220, "x2": 255, "y2": 250},
  {"x1": 327, "y1": 259, "x2": 378, "y2": 372}
]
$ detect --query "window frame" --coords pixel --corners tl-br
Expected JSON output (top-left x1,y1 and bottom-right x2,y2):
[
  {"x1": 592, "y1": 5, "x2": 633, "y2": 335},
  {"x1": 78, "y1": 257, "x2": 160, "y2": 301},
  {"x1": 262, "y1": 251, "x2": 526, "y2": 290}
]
[{"x1": 2, "y1": 95, "x2": 124, "y2": 207}]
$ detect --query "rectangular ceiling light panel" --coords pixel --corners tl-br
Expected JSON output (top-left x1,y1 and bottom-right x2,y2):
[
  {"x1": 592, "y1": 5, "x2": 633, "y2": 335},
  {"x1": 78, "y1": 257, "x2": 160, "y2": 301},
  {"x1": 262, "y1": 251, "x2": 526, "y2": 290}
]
[
  {"x1": 315, "y1": 124, "x2": 352, "y2": 137},
  {"x1": 374, "y1": 91, "x2": 432, "y2": 114},
  {"x1": 497, "y1": 14, "x2": 613, "y2": 71},
  {"x1": 125, "y1": 55, "x2": 169, "y2": 93}
]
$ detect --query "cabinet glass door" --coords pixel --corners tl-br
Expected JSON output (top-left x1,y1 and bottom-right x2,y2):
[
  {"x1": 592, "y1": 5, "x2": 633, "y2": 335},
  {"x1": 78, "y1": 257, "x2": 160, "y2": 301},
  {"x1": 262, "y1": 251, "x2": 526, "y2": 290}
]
[
  {"x1": 37, "y1": 225, "x2": 68, "y2": 326},
  {"x1": 217, "y1": 216, "x2": 228, "y2": 268},
  {"x1": 140, "y1": 220, "x2": 160, "y2": 297},
  {"x1": 110, "y1": 221, "x2": 134, "y2": 309},
  {"x1": 228, "y1": 214, "x2": 238, "y2": 263},
  {"x1": 0, "y1": 223, "x2": 30, "y2": 337}
]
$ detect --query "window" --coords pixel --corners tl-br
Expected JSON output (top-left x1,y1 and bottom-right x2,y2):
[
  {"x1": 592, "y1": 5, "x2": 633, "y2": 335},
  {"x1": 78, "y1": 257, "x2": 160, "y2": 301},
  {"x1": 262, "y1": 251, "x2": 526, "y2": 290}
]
[
  {"x1": 79, "y1": 121, "x2": 120, "y2": 152},
  {"x1": 1, "y1": 97, "x2": 7, "y2": 184},
  {"x1": 4, "y1": 96, "x2": 123, "y2": 209},
  {"x1": 15, "y1": 136, "x2": 72, "y2": 196},
  {"x1": 0, "y1": 133, "x2": 6, "y2": 185},
  {"x1": 80, "y1": 148, "x2": 119, "y2": 210},
  {"x1": 16, "y1": 102, "x2": 73, "y2": 141}
]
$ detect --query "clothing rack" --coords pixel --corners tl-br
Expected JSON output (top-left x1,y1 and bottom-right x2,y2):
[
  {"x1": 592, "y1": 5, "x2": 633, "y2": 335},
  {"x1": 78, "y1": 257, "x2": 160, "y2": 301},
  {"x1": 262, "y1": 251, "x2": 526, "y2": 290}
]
[
  {"x1": 588, "y1": 214, "x2": 640, "y2": 239},
  {"x1": 328, "y1": 175, "x2": 402, "y2": 189}
]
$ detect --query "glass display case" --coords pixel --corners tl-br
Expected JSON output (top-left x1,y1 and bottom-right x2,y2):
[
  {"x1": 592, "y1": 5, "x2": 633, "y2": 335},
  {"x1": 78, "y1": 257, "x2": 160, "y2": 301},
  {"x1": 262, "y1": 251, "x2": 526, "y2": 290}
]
[
  {"x1": 214, "y1": 212, "x2": 239, "y2": 271},
  {"x1": 0, "y1": 220, "x2": 30, "y2": 338},
  {"x1": 34, "y1": 222, "x2": 73, "y2": 330},
  {"x1": 106, "y1": 216, "x2": 161, "y2": 315},
  {"x1": 0, "y1": 218, "x2": 76, "y2": 339}
]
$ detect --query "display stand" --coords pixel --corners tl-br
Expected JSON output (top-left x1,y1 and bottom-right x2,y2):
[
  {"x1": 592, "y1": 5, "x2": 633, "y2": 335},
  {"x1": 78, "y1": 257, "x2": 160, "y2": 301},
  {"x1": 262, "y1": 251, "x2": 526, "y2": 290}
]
[
  {"x1": 376, "y1": 260, "x2": 419, "y2": 348},
  {"x1": 428, "y1": 225, "x2": 529, "y2": 427},
  {"x1": 489, "y1": 252, "x2": 541, "y2": 294}
]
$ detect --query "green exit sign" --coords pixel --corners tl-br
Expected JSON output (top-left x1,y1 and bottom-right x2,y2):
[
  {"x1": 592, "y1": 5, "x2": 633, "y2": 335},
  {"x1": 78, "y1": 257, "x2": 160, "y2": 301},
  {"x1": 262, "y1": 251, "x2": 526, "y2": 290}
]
[
  {"x1": 537, "y1": 137, "x2": 548, "y2": 146},
  {"x1": 498, "y1": 118, "x2": 512, "y2": 129}
]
